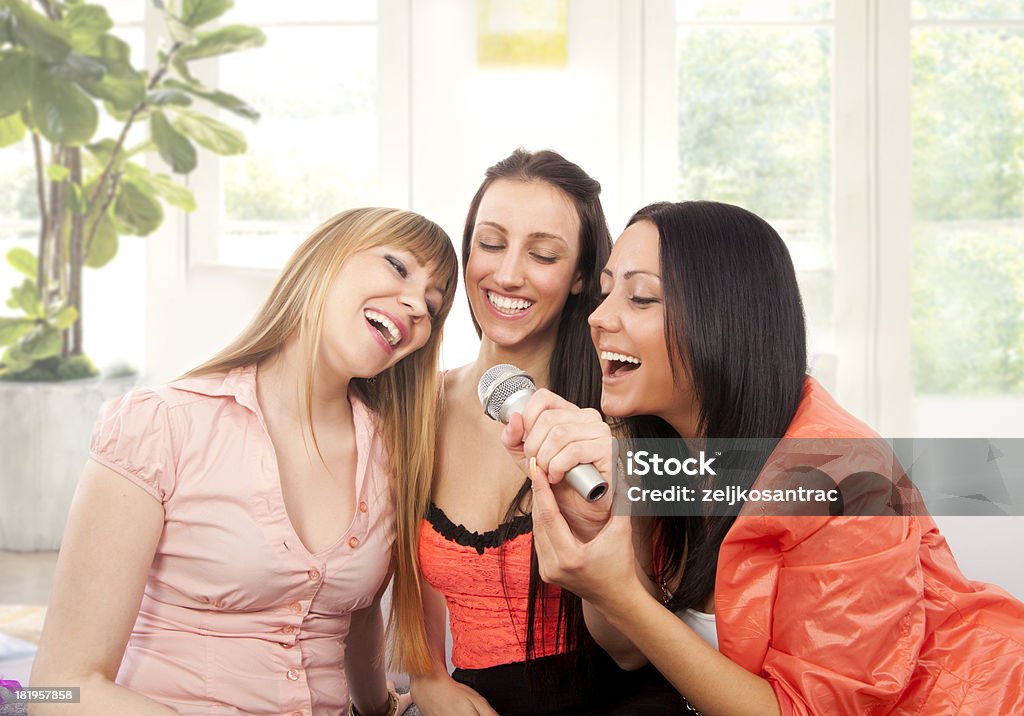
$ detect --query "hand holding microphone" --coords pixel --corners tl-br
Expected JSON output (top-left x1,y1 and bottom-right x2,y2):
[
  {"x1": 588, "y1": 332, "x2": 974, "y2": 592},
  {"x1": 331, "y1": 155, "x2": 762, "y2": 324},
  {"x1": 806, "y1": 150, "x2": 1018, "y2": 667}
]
[{"x1": 478, "y1": 364, "x2": 611, "y2": 503}]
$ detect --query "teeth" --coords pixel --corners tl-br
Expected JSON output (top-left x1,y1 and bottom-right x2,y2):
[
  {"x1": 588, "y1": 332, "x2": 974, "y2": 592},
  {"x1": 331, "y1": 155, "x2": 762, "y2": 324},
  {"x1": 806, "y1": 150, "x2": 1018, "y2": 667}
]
[
  {"x1": 487, "y1": 291, "x2": 535, "y2": 313},
  {"x1": 601, "y1": 351, "x2": 641, "y2": 365},
  {"x1": 365, "y1": 309, "x2": 401, "y2": 346}
]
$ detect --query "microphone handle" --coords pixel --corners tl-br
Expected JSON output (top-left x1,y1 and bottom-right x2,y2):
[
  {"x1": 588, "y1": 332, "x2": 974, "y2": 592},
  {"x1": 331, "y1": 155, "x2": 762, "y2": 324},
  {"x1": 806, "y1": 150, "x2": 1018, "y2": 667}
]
[{"x1": 498, "y1": 389, "x2": 610, "y2": 502}]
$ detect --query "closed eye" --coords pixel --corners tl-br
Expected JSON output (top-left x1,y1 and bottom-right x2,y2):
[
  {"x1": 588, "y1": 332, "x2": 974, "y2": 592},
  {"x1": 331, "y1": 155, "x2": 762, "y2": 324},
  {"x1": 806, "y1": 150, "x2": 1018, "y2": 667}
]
[
  {"x1": 630, "y1": 296, "x2": 658, "y2": 305},
  {"x1": 477, "y1": 241, "x2": 504, "y2": 252},
  {"x1": 385, "y1": 255, "x2": 408, "y2": 278}
]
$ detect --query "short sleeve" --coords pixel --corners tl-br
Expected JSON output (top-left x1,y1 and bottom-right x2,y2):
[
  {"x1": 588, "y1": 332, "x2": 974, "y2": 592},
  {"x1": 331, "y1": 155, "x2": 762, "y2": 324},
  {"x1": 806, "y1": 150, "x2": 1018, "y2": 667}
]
[{"x1": 90, "y1": 388, "x2": 178, "y2": 504}]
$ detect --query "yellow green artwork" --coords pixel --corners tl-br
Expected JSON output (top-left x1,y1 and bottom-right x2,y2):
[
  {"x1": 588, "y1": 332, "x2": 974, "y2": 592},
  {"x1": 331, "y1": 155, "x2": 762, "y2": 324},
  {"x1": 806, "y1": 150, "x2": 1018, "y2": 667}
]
[{"x1": 477, "y1": 0, "x2": 569, "y2": 67}]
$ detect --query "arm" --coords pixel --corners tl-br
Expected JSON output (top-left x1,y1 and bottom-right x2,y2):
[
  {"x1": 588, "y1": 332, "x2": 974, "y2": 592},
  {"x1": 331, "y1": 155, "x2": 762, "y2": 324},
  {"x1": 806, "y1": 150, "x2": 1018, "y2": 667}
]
[
  {"x1": 344, "y1": 582, "x2": 396, "y2": 716},
  {"x1": 580, "y1": 518, "x2": 662, "y2": 670},
  {"x1": 28, "y1": 461, "x2": 177, "y2": 715},
  {"x1": 531, "y1": 470, "x2": 780, "y2": 716},
  {"x1": 408, "y1": 579, "x2": 497, "y2": 716}
]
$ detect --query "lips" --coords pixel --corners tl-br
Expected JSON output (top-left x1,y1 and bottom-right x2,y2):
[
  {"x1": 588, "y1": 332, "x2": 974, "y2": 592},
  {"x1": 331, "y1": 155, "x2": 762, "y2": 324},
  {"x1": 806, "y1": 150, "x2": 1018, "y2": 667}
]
[{"x1": 364, "y1": 308, "x2": 405, "y2": 351}]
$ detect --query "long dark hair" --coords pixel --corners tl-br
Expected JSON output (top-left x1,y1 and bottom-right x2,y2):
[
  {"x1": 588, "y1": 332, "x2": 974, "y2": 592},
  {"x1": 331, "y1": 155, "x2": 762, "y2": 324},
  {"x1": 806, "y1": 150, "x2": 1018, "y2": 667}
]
[
  {"x1": 619, "y1": 201, "x2": 807, "y2": 611},
  {"x1": 462, "y1": 149, "x2": 612, "y2": 661}
]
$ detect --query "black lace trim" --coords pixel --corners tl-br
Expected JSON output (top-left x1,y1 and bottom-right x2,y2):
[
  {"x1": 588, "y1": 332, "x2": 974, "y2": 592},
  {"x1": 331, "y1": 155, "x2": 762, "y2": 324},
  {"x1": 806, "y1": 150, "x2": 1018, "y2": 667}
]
[{"x1": 426, "y1": 502, "x2": 532, "y2": 555}]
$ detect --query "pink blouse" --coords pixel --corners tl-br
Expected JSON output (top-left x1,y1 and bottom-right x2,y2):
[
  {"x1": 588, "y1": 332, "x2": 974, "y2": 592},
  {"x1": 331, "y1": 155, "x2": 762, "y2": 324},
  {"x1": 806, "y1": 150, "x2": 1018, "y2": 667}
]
[{"x1": 89, "y1": 365, "x2": 394, "y2": 715}]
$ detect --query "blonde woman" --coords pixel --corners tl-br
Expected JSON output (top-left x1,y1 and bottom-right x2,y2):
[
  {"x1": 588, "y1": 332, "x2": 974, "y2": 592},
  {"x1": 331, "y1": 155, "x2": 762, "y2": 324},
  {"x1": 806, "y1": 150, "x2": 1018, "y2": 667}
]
[{"x1": 30, "y1": 208, "x2": 459, "y2": 716}]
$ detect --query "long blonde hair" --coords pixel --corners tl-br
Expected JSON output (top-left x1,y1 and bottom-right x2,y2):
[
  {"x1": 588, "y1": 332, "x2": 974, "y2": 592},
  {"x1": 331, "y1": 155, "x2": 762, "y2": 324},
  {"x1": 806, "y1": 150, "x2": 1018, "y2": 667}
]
[{"x1": 184, "y1": 207, "x2": 456, "y2": 672}]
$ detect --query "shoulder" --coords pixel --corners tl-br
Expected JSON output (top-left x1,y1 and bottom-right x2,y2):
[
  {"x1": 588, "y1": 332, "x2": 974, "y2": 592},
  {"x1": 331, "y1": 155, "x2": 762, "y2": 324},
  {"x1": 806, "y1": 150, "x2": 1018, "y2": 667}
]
[{"x1": 785, "y1": 377, "x2": 879, "y2": 439}]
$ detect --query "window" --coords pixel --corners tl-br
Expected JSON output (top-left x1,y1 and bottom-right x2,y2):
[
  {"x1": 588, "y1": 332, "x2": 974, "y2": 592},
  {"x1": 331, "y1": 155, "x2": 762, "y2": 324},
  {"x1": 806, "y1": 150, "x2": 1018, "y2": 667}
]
[
  {"x1": 910, "y1": 0, "x2": 1024, "y2": 434},
  {"x1": 206, "y1": 1, "x2": 384, "y2": 268},
  {"x1": 674, "y1": 0, "x2": 836, "y2": 358}
]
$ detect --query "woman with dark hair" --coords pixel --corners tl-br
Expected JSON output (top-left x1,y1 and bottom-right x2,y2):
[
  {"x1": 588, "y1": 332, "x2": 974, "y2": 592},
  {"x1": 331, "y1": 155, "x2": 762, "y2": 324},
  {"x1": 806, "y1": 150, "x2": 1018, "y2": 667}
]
[
  {"x1": 396, "y1": 151, "x2": 684, "y2": 714},
  {"x1": 503, "y1": 200, "x2": 1024, "y2": 715}
]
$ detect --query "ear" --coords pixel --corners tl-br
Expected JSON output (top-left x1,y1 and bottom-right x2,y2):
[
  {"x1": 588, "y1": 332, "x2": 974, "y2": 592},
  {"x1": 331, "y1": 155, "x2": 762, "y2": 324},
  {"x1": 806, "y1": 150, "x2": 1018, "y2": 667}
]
[{"x1": 570, "y1": 271, "x2": 584, "y2": 295}]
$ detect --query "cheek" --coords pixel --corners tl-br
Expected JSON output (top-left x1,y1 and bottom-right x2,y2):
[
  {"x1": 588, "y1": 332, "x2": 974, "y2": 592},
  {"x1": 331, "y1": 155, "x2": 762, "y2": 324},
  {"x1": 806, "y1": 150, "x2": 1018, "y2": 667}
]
[{"x1": 465, "y1": 250, "x2": 494, "y2": 285}]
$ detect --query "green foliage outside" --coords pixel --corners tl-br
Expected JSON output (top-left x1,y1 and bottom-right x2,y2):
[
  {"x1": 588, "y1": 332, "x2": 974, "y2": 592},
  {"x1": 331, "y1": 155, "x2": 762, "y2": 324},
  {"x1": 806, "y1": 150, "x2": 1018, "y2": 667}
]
[
  {"x1": 676, "y1": 7, "x2": 1023, "y2": 395},
  {"x1": 0, "y1": 0, "x2": 264, "y2": 380}
]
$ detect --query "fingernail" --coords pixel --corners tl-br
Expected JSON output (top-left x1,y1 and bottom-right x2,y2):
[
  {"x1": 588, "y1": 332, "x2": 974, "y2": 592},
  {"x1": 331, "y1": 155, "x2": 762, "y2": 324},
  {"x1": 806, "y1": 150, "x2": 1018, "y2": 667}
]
[{"x1": 529, "y1": 456, "x2": 538, "y2": 480}]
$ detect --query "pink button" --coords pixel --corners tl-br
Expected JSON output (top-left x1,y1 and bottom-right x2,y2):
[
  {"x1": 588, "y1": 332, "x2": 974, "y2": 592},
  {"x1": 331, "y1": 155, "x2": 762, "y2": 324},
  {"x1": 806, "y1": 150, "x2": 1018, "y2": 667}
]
[
  {"x1": 286, "y1": 668, "x2": 300, "y2": 681},
  {"x1": 308, "y1": 568, "x2": 321, "y2": 581},
  {"x1": 291, "y1": 712, "x2": 303, "y2": 716},
  {"x1": 359, "y1": 501, "x2": 368, "y2": 513},
  {"x1": 280, "y1": 641, "x2": 294, "y2": 649},
  {"x1": 282, "y1": 625, "x2": 298, "y2": 635},
  {"x1": 348, "y1": 536, "x2": 360, "y2": 549},
  {"x1": 288, "y1": 601, "x2": 303, "y2": 614}
]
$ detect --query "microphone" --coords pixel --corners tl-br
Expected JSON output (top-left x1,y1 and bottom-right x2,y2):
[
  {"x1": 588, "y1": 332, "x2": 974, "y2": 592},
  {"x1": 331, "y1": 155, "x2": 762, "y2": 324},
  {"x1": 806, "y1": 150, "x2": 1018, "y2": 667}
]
[{"x1": 478, "y1": 364, "x2": 609, "y2": 502}]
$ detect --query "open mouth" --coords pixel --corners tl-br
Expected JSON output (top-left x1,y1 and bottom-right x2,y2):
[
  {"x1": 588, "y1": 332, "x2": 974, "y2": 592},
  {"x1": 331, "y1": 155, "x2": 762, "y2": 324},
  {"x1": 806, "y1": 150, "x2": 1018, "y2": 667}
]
[
  {"x1": 364, "y1": 309, "x2": 402, "y2": 347},
  {"x1": 487, "y1": 290, "x2": 535, "y2": 315},
  {"x1": 601, "y1": 350, "x2": 642, "y2": 377}
]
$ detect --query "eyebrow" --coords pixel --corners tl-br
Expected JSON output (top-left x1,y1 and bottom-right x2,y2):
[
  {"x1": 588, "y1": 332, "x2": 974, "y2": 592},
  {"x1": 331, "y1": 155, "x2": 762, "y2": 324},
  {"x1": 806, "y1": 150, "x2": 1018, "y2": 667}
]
[
  {"x1": 601, "y1": 269, "x2": 662, "y2": 280},
  {"x1": 476, "y1": 221, "x2": 569, "y2": 246}
]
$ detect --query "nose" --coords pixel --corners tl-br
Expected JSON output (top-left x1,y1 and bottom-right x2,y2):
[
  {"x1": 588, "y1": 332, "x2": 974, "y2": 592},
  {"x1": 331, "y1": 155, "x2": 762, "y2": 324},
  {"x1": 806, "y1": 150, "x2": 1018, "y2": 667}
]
[
  {"x1": 493, "y1": 249, "x2": 526, "y2": 289},
  {"x1": 400, "y1": 285, "x2": 429, "y2": 322},
  {"x1": 588, "y1": 293, "x2": 617, "y2": 332}
]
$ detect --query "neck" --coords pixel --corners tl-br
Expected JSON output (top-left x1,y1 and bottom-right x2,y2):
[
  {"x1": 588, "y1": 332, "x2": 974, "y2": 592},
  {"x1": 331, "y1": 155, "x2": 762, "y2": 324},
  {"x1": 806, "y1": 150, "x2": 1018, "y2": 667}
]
[
  {"x1": 472, "y1": 335, "x2": 555, "y2": 391},
  {"x1": 257, "y1": 340, "x2": 352, "y2": 426}
]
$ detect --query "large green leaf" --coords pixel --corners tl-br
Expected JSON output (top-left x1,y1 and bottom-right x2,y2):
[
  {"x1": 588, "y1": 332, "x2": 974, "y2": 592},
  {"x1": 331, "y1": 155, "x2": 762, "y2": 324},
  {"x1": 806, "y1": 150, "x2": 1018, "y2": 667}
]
[
  {"x1": 7, "y1": 0, "x2": 71, "y2": 65},
  {"x1": 29, "y1": 69, "x2": 98, "y2": 145},
  {"x1": 74, "y1": 32, "x2": 131, "y2": 64},
  {"x1": 0, "y1": 110, "x2": 25, "y2": 147},
  {"x1": 0, "y1": 51, "x2": 34, "y2": 116},
  {"x1": 163, "y1": 77, "x2": 258, "y2": 120},
  {"x1": 2, "y1": 345, "x2": 33, "y2": 373},
  {"x1": 147, "y1": 89, "x2": 193, "y2": 107},
  {"x1": 85, "y1": 211, "x2": 118, "y2": 267},
  {"x1": 150, "y1": 110, "x2": 197, "y2": 173},
  {"x1": 172, "y1": 108, "x2": 245, "y2": 155},
  {"x1": 50, "y1": 305, "x2": 78, "y2": 331},
  {"x1": 80, "y1": 65, "x2": 145, "y2": 110},
  {"x1": 181, "y1": 0, "x2": 234, "y2": 28},
  {"x1": 113, "y1": 178, "x2": 163, "y2": 236},
  {"x1": 62, "y1": 4, "x2": 113, "y2": 43},
  {"x1": 5, "y1": 247, "x2": 37, "y2": 279},
  {"x1": 125, "y1": 163, "x2": 196, "y2": 211},
  {"x1": 47, "y1": 51, "x2": 105, "y2": 84},
  {"x1": 0, "y1": 317, "x2": 35, "y2": 346},
  {"x1": 7, "y1": 278, "x2": 42, "y2": 318},
  {"x1": 20, "y1": 324, "x2": 63, "y2": 360},
  {"x1": 177, "y1": 25, "x2": 266, "y2": 62}
]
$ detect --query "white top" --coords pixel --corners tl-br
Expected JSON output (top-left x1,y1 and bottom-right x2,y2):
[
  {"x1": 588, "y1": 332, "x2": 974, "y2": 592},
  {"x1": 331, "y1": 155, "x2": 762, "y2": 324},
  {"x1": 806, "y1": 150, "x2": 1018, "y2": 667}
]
[{"x1": 680, "y1": 608, "x2": 719, "y2": 650}]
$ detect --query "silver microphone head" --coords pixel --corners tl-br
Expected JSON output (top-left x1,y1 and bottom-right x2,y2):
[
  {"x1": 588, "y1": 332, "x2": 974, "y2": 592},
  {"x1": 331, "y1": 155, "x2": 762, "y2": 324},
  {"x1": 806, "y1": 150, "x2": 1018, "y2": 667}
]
[{"x1": 478, "y1": 364, "x2": 536, "y2": 422}]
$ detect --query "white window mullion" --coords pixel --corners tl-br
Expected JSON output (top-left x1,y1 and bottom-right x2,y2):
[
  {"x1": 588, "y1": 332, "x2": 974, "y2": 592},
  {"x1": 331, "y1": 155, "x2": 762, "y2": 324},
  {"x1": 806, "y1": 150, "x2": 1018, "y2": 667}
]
[{"x1": 874, "y1": 0, "x2": 913, "y2": 436}]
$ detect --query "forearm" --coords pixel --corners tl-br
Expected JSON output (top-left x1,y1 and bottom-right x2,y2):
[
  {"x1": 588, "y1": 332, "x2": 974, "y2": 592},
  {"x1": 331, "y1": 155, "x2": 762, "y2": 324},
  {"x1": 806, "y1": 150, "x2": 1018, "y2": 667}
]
[
  {"x1": 582, "y1": 560, "x2": 662, "y2": 669},
  {"x1": 27, "y1": 672, "x2": 177, "y2": 715},
  {"x1": 598, "y1": 581, "x2": 780, "y2": 716},
  {"x1": 343, "y1": 605, "x2": 390, "y2": 716}
]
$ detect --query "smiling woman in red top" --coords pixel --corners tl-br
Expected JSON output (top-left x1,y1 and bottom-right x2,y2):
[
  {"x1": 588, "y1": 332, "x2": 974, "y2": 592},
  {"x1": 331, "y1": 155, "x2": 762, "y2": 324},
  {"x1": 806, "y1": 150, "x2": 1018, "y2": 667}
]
[{"x1": 503, "y1": 200, "x2": 1024, "y2": 715}]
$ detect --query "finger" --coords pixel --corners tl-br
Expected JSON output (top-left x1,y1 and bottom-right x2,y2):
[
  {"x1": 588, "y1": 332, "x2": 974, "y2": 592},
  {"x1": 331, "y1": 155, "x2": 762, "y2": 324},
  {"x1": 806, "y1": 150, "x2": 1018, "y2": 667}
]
[
  {"x1": 542, "y1": 436, "x2": 614, "y2": 488},
  {"x1": 500, "y1": 411, "x2": 526, "y2": 451},
  {"x1": 530, "y1": 467, "x2": 585, "y2": 565},
  {"x1": 520, "y1": 388, "x2": 576, "y2": 432},
  {"x1": 525, "y1": 411, "x2": 610, "y2": 474}
]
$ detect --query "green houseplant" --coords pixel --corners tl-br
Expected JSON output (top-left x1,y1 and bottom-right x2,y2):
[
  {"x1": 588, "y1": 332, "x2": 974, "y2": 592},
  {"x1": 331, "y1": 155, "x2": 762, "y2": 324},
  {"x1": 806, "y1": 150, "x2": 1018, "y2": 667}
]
[
  {"x1": 0, "y1": 0, "x2": 264, "y2": 379},
  {"x1": 0, "y1": 0, "x2": 263, "y2": 550}
]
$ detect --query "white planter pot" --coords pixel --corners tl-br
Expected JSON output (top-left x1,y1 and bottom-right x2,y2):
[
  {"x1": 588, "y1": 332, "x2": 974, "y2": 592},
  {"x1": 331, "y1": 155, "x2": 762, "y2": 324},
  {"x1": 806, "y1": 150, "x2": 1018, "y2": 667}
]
[{"x1": 0, "y1": 372, "x2": 138, "y2": 551}]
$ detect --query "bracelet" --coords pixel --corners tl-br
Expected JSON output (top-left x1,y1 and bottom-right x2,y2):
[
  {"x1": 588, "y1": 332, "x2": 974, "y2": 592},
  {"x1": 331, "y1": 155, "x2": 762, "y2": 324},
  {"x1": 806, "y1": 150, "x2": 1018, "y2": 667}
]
[{"x1": 348, "y1": 689, "x2": 399, "y2": 716}]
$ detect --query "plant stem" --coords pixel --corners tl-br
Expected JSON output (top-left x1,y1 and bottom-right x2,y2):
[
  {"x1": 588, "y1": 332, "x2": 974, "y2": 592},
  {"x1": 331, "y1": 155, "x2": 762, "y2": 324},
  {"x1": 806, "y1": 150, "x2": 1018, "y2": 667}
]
[
  {"x1": 32, "y1": 132, "x2": 49, "y2": 301},
  {"x1": 84, "y1": 41, "x2": 184, "y2": 251},
  {"x1": 84, "y1": 171, "x2": 121, "y2": 261},
  {"x1": 68, "y1": 148, "x2": 84, "y2": 357}
]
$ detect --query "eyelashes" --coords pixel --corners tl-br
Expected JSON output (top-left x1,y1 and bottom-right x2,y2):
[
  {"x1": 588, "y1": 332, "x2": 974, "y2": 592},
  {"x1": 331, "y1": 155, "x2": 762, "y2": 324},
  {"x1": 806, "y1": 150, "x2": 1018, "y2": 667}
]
[{"x1": 385, "y1": 255, "x2": 408, "y2": 278}]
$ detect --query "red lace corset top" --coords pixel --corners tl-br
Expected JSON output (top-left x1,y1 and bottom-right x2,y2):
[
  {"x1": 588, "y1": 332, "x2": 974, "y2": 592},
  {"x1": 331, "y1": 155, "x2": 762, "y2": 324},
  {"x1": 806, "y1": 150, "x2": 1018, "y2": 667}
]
[{"x1": 418, "y1": 503, "x2": 563, "y2": 670}]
